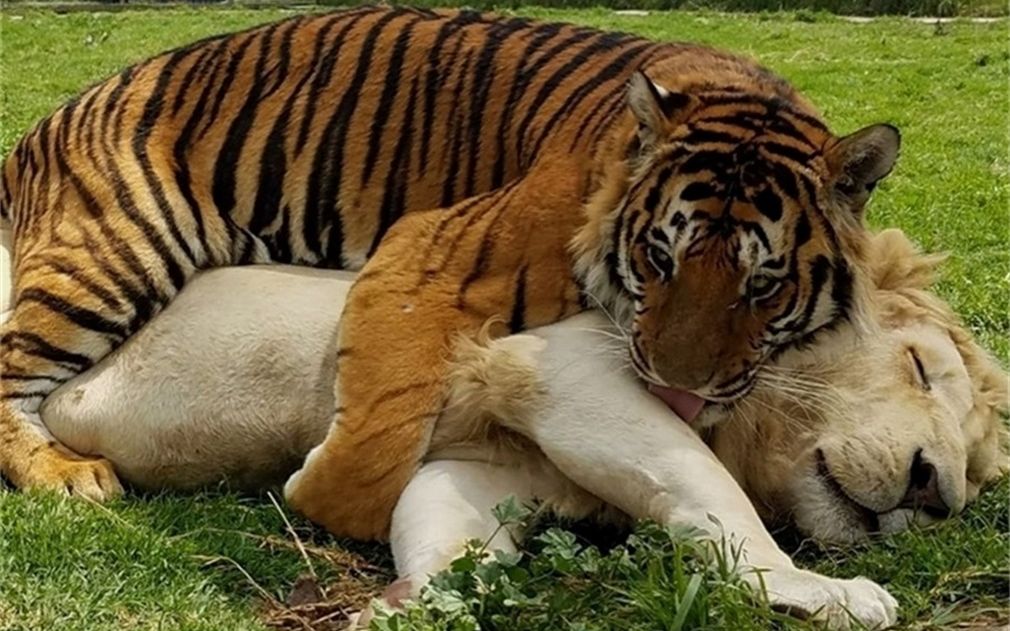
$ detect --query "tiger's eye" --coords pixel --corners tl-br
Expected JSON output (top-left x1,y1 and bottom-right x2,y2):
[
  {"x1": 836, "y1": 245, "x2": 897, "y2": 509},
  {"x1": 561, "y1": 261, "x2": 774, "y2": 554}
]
[
  {"x1": 748, "y1": 275, "x2": 782, "y2": 302},
  {"x1": 647, "y1": 244, "x2": 672, "y2": 279}
]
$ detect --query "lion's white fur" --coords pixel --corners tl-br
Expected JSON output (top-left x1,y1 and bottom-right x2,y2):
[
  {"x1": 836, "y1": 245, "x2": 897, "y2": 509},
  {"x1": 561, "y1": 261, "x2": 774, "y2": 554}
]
[
  {"x1": 1, "y1": 223, "x2": 13, "y2": 324},
  {"x1": 702, "y1": 230, "x2": 1007, "y2": 543}
]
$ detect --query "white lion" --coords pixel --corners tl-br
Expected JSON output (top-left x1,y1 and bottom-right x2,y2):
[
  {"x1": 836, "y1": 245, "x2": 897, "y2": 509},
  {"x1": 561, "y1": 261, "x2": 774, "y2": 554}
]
[{"x1": 7, "y1": 229, "x2": 1005, "y2": 630}]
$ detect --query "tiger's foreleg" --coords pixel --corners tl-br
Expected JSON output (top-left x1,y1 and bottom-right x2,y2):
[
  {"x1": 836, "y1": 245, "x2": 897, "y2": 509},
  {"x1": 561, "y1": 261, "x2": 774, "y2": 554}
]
[{"x1": 285, "y1": 163, "x2": 589, "y2": 541}]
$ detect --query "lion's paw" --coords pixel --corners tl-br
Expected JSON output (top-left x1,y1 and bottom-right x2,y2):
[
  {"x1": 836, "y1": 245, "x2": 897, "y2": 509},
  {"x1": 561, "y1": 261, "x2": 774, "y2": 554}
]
[
  {"x1": 756, "y1": 568, "x2": 897, "y2": 630},
  {"x1": 345, "y1": 577, "x2": 415, "y2": 630},
  {"x1": 15, "y1": 444, "x2": 123, "y2": 501}
]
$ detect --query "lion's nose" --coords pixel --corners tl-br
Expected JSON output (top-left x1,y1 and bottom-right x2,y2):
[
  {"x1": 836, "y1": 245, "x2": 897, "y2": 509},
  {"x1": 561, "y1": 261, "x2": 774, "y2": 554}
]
[{"x1": 901, "y1": 449, "x2": 950, "y2": 517}]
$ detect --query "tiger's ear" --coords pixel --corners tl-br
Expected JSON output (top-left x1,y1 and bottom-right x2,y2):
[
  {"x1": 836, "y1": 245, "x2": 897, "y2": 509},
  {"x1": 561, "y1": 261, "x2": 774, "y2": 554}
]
[
  {"x1": 825, "y1": 123, "x2": 900, "y2": 216},
  {"x1": 627, "y1": 72, "x2": 695, "y2": 153}
]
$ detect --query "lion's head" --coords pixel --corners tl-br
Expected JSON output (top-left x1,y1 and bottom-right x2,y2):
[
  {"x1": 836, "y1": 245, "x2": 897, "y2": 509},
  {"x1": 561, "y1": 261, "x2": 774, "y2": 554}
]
[{"x1": 704, "y1": 229, "x2": 1008, "y2": 542}]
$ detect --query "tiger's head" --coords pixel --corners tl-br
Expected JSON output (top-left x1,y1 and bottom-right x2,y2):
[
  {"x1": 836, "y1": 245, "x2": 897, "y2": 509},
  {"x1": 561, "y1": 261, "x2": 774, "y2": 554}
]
[{"x1": 574, "y1": 60, "x2": 900, "y2": 413}]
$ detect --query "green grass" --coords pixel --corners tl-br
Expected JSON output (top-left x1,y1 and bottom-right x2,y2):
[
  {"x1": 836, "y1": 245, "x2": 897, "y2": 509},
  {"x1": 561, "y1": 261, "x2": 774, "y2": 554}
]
[
  {"x1": 0, "y1": 7, "x2": 1007, "y2": 631},
  {"x1": 0, "y1": 488, "x2": 392, "y2": 630},
  {"x1": 2, "y1": 0, "x2": 1007, "y2": 17}
]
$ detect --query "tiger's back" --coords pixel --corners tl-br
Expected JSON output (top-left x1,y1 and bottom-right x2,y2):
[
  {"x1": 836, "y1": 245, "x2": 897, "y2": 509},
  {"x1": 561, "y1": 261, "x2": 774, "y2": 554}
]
[{"x1": 2, "y1": 7, "x2": 663, "y2": 274}]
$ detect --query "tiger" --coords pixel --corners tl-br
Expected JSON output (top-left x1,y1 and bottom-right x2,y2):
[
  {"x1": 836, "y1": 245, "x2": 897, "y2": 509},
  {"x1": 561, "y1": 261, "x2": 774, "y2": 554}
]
[{"x1": 0, "y1": 7, "x2": 899, "y2": 541}]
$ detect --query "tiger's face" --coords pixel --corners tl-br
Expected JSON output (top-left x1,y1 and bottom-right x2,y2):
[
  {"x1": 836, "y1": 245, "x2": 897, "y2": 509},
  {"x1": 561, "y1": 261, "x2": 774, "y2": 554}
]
[
  {"x1": 576, "y1": 71, "x2": 900, "y2": 407},
  {"x1": 621, "y1": 136, "x2": 857, "y2": 402}
]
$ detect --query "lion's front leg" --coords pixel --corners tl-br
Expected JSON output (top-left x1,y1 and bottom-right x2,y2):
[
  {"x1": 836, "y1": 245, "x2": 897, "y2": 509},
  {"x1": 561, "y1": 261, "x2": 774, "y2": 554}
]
[
  {"x1": 490, "y1": 317, "x2": 898, "y2": 630},
  {"x1": 285, "y1": 163, "x2": 587, "y2": 541},
  {"x1": 346, "y1": 458, "x2": 534, "y2": 629}
]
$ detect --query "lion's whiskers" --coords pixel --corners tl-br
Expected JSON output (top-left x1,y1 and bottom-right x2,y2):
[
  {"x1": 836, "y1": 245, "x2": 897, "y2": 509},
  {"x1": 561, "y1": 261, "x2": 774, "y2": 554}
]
[{"x1": 751, "y1": 368, "x2": 853, "y2": 430}]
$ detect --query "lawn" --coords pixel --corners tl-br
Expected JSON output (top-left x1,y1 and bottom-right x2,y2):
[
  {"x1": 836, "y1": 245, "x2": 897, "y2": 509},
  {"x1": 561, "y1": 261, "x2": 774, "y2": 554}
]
[{"x1": 0, "y1": 6, "x2": 1007, "y2": 631}]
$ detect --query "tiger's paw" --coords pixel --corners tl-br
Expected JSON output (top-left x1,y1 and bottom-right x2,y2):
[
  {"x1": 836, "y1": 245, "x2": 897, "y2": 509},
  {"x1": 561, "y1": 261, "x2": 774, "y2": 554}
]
[
  {"x1": 283, "y1": 440, "x2": 398, "y2": 540},
  {"x1": 757, "y1": 568, "x2": 898, "y2": 630},
  {"x1": 12, "y1": 443, "x2": 123, "y2": 501},
  {"x1": 283, "y1": 443, "x2": 330, "y2": 523}
]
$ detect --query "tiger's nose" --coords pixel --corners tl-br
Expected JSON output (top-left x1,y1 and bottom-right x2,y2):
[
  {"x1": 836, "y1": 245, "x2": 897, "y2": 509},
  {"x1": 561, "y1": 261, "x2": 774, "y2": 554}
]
[{"x1": 901, "y1": 449, "x2": 950, "y2": 517}]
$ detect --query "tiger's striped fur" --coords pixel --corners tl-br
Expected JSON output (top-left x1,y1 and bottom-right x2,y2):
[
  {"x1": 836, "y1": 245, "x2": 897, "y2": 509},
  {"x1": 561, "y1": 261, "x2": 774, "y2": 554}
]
[{"x1": 0, "y1": 7, "x2": 898, "y2": 540}]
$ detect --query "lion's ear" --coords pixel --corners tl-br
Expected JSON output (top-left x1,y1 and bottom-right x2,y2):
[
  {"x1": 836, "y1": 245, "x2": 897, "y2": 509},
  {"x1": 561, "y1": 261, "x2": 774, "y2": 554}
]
[
  {"x1": 627, "y1": 72, "x2": 696, "y2": 154},
  {"x1": 955, "y1": 323, "x2": 1010, "y2": 489},
  {"x1": 953, "y1": 325, "x2": 1010, "y2": 421},
  {"x1": 866, "y1": 229, "x2": 945, "y2": 292}
]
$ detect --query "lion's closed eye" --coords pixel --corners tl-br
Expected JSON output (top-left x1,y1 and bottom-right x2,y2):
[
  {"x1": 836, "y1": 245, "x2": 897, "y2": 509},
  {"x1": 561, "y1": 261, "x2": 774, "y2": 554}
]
[{"x1": 908, "y1": 348, "x2": 930, "y2": 391}]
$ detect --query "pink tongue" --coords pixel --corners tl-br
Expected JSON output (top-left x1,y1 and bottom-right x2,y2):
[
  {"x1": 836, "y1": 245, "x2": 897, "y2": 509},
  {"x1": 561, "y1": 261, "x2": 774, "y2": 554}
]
[{"x1": 648, "y1": 384, "x2": 706, "y2": 423}]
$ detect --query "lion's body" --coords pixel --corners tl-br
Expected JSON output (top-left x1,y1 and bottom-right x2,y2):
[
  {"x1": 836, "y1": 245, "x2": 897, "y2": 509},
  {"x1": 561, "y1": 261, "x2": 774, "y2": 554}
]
[
  {"x1": 1, "y1": 7, "x2": 898, "y2": 539},
  {"x1": 33, "y1": 230, "x2": 1006, "y2": 629}
]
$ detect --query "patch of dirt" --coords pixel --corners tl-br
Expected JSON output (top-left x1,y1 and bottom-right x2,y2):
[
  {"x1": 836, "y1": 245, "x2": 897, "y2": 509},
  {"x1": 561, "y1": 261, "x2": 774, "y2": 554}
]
[
  {"x1": 264, "y1": 571, "x2": 385, "y2": 630},
  {"x1": 255, "y1": 534, "x2": 392, "y2": 630}
]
